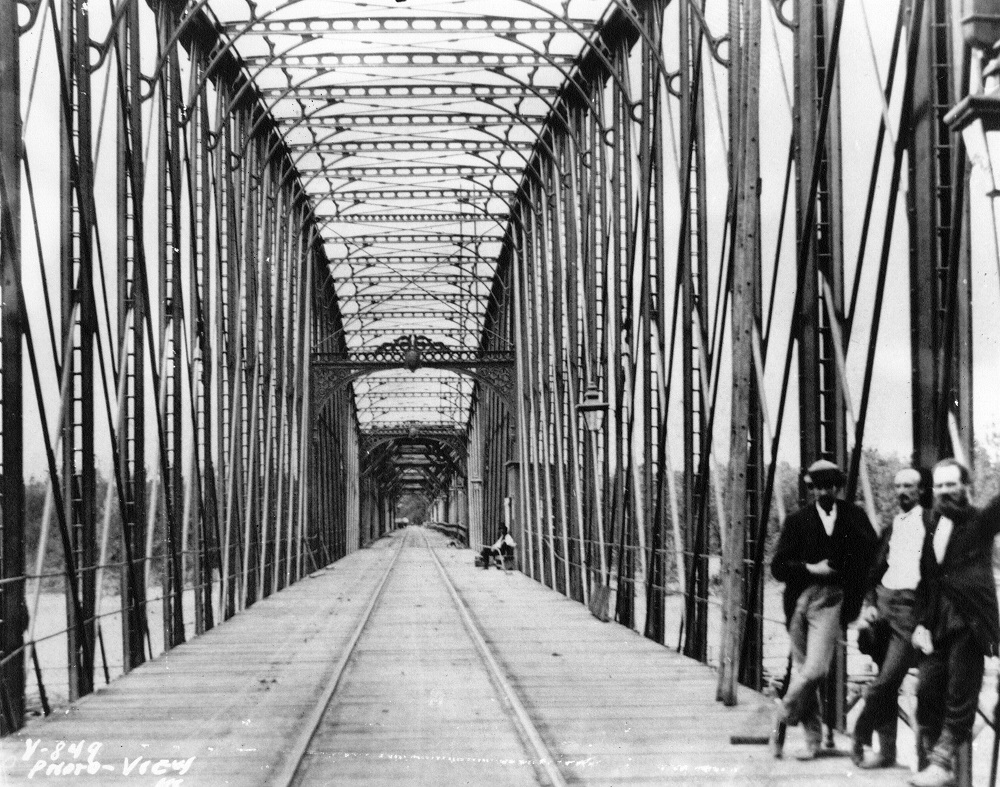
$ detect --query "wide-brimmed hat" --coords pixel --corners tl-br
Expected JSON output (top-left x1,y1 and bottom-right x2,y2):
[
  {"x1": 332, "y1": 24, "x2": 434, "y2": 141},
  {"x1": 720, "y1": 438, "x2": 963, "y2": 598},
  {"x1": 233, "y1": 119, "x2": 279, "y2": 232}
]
[{"x1": 804, "y1": 459, "x2": 846, "y2": 487}]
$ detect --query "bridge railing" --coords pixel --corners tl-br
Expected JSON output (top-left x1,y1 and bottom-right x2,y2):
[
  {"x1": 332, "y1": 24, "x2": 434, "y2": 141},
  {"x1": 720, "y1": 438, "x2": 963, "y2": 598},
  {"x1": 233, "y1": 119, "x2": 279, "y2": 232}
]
[{"x1": 423, "y1": 522, "x2": 468, "y2": 546}]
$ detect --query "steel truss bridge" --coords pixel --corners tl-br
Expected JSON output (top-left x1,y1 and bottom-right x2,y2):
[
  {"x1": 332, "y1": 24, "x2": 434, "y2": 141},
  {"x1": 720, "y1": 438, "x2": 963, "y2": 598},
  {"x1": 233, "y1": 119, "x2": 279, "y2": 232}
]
[{"x1": 0, "y1": 0, "x2": 999, "y2": 780}]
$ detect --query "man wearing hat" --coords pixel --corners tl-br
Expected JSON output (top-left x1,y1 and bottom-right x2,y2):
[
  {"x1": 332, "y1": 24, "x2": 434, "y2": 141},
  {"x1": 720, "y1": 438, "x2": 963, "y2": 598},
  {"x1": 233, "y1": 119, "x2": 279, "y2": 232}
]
[
  {"x1": 852, "y1": 468, "x2": 931, "y2": 769},
  {"x1": 770, "y1": 459, "x2": 877, "y2": 760}
]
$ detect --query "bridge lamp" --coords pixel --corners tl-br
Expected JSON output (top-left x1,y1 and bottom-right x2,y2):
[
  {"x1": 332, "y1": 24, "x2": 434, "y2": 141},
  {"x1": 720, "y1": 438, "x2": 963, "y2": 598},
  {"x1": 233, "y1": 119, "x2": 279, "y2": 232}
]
[
  {"x1": 946, "y1": 91, "x2": 1000, "y2": 197},
  {"x1": 404, "y1": 347, "x2": 421, "y2": 372},
  {"x1": 577, "y1": 384, "x2": 608, "y2": 433},
  {"x1": 404, "y1": 333, "x2": 421, "y2": 371}
]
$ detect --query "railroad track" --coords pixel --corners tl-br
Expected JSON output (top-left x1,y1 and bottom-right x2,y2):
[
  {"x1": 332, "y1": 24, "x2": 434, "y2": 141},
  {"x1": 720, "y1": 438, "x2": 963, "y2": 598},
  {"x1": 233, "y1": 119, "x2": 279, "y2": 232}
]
[{"x1": 273, "y1": 527, "x2": 567, "y2": 787}]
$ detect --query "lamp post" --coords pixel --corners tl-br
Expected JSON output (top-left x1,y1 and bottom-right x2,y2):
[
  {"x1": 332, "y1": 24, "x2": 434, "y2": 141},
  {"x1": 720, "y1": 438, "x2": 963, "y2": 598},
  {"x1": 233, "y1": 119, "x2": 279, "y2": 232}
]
[
  {"x1": 947, "y1": 88, "x2": 1000, "y2": 290},
  {"x1": 961, "y1": 0, "x2": 1000, "y2": 50},
  {"x1": 576, "y1": 383, "x2": 610, "y2": 610},
  {"x1": 576, "y1": 384, "x2": 608, "y2": 433},
  {"x1": 946, "y1": 90, "x2": 1000, "y2": 196}
]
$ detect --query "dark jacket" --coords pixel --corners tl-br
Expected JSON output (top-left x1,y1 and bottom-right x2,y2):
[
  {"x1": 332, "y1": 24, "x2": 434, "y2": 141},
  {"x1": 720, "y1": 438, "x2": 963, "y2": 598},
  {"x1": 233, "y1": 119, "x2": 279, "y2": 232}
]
[
  {"x1": 915, "y1": 495, "x2": 1000, "y2": 655},
  {"x1": 772, "y1": 499, "x2": 878, "y2": 627},
  {"x1": 864, "y1": 506, "x2": 933, "y2": 606}
]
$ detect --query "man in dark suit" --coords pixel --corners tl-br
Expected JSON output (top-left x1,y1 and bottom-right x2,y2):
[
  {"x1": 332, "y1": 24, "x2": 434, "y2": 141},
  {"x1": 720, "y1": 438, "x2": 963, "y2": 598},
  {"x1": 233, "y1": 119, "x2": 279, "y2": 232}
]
[
  {"x1": 908, "y1": 458, "x2": 1000, "y2": 787},
  {"x1": 769, "y1": 459, "x2": 877, "y2": 760},
  {"x1": 852, "y1": 468, "x2": 930, "y2": 768}
]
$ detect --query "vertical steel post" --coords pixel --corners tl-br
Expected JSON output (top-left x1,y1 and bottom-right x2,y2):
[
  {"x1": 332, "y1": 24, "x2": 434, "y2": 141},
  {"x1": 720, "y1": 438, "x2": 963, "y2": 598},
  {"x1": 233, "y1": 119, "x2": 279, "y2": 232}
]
[
  {"x1": 636, "y1": 6, "x2": 658, "y2": 643},
  {"x1": 188, "y1": 51, "x2": 213, "y2": 634},
  {"x1": 157, "y1": 2, "x2": 186, "y2": 647},
  {"x1": 61, "y1": 0, "x2": 97, "y2": 700},
  {"x1": 795, "y1": 0, "x2": 847, "y2": 474},
  {"x1": 116, "y1": 0, "x2": 147, "y2": 670},
  {"x1": 608, "y1": 43, "x2": 632, "y2": 628},
  {"x1": 561, "y1": 114, "x2": 589, "y2": 605},
  {"x1": 908, "y1": 0, "x2": 973, "y2": 469},
  {"x1": 794, "y1": 0, "x2": 848, "y2": 732},
  {"x1": 512, "y1": 221, "x2": 538, "y2": 580},
  {"x1": 545, "y1": 157, "x2": 575, "y2": 600},
  {"x1": 0, "y1": 0, "x2": 26, "y2": 733},
  {"x1": 679, "y1": 0, "x2": 711, "y2": 660}
]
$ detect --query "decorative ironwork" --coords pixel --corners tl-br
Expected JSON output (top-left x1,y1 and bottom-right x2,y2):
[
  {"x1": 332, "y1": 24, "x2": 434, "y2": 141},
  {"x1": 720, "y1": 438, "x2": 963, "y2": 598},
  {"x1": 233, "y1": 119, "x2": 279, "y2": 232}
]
[{"x1": 311, "y1": 336, "x2": 517, "y2": 419}]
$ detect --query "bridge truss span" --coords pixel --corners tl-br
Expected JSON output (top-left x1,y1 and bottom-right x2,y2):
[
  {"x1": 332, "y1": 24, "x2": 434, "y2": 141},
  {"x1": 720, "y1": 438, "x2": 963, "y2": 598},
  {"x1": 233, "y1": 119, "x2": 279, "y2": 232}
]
[{"x1": 1, "y1": 2, "x2": 1000, "y2": 782}]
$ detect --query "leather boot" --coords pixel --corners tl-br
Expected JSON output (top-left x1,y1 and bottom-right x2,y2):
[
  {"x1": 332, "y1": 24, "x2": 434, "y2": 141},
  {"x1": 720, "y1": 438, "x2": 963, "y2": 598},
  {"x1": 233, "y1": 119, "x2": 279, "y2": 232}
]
[
  {"x1": 916, "y1": 727, "x2": 935, "y2": 772},
  {"x1": 875, "y1": 729, "x2": 897, "y2": 767},
  {"x1": 850, "y1": 733, "x2": 864, "y2": 766},
  {"x1": 908, "y1": 763, "x2": 955, "y2": 787}
]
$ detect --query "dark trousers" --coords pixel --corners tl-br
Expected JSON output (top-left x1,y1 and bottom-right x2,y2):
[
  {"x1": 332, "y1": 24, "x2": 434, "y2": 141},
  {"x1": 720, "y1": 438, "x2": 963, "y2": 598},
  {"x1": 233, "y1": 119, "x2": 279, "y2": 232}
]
[
  {"x1": 480, "y1": 545, "x2": 512, "y2": 568},
  {"x1": 916, "y1": 623, "x2": 986, "y2": 769},
  {"x1": 854, "y1": 587, "x2": 916, "y2": 748}
]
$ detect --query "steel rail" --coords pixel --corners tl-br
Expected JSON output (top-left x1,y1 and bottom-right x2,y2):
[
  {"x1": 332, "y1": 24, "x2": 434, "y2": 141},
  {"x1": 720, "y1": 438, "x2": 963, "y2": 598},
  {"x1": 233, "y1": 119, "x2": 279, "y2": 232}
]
[
  {"x1": 273, "y1": 528, "x2": 563, "y2": 786},
  {"x1": 271, "y1": 530, "x2": 408, "y2": 787},
  {"x1": 422, "y1": 530, "x2": 568, "y2": 787}
]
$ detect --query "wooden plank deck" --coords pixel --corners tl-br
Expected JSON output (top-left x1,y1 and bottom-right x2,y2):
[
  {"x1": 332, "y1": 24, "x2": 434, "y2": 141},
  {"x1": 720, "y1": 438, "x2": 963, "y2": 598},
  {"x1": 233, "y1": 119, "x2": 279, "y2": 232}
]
[
  {"x1": 434, "y1": 542, "x2": 911, "y2": 787},
  {"x1": 0, "y1": 528, "x2": 916, "y2": 785},
  {"x1": 0, "y1": 538, "x2": 402, "y2": 785}
]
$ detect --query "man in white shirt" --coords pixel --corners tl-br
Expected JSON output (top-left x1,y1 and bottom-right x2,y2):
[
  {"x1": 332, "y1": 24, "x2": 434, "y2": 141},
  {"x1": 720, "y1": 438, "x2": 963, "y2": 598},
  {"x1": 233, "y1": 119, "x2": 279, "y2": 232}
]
[
  {"x1": 480, "y1": 525, "x2": 516, "y2": 569},
  {"x1": 852, "y1": 468, "x2": 929, "y2": 769}
]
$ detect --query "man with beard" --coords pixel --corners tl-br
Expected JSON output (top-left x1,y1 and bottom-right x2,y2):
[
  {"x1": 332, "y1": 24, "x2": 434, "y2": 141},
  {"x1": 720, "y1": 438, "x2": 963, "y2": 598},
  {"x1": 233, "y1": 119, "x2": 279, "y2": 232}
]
[
  {"x1": 770, "y1": 459, "x2": 877, "y2": 760},
  {"x1": 909, "y1": 458, "x2": 1000, "y2": 787},
  {"x1": 852, "y1": 468, "x2": 930, "y2": 769}
]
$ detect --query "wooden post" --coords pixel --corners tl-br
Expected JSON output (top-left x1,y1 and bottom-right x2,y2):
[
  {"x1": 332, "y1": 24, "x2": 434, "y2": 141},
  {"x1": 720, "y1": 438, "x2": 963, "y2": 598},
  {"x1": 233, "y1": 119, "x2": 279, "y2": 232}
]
[{"x1": 718, "y1": 0, "x2": 761, "y2": 705}]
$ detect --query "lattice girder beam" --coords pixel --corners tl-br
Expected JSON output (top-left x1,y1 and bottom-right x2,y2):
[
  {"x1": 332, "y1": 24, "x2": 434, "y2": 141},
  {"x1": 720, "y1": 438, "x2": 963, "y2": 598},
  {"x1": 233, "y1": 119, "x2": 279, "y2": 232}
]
[
  {"x1": 226, "y1": 16, "x2": 594, "y2": 36},
  {"x1": 258, "y1": 84, "x2": 560, "y2": 100},
  {"x1": 333, "y1": 234, "x2": 505, "y2": 245},
  {"x1": 337, "y1": 274, "x2": 495, "y2": 285},
  {"x1": 304, "y1": 166, "x2": 523, "y2": 179},
  {"x1": 240, "y1": 52, "x2": 576, "y2": 70},
  {"x1": 327, "y1": 261, "x2": 499, "y2": 277},
  {"x1": 315, "y1": 189, "x2": 515, "y2": 203},
  {"x1": 299, "y1": 140, "x2": 536, "y2": 153},
  {"x1": 325, "y1": 213, "x2": 512, "y2": 224},
  {"x1": 276, "y1": 114, "x2": 540, "y2": 128}
]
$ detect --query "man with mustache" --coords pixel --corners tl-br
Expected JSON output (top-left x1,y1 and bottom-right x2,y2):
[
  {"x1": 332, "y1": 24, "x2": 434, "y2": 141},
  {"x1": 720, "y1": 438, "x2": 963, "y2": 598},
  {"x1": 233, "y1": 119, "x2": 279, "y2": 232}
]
[
  {"x1": 770, "y1": 459, "x2": 878, "y2": 760},
  {"x1": 852, "y1": 468, "x2": 931, "y2": 769},
  {"x1": 908, "y1": 458, "x2": 1000, "y2": 787}
]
